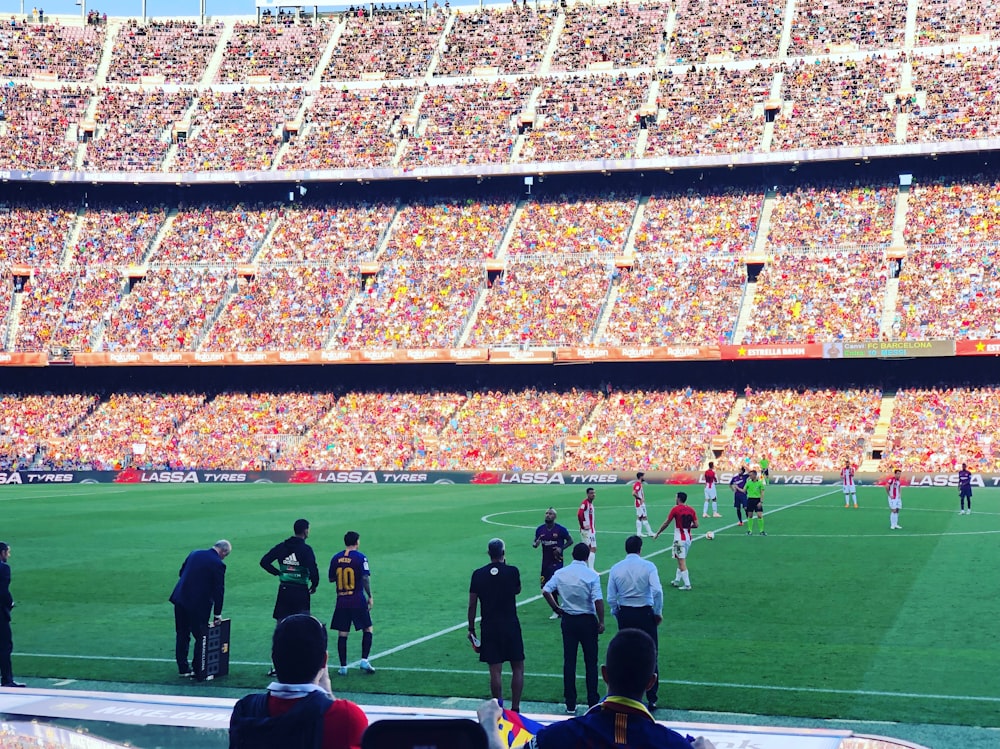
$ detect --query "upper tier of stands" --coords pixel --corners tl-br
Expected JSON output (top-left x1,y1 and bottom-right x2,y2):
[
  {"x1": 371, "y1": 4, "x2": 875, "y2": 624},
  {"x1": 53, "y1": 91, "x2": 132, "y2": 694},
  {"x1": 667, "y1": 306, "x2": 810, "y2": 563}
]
[{"x1": 0, "y1": 1, "x2": 997, "y2": 175}]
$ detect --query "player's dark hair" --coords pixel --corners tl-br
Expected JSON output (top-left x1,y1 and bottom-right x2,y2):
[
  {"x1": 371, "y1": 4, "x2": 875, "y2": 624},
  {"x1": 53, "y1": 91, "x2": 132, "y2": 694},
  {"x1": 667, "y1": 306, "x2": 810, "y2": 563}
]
[
  {"x1": 572, "y1": 542, "x2": 590, "y2": 562},
  {"x1": 344, "y1": 530, "x2": 360, "y2": 546},
  {"x1": 708, "y1": 461, "x2": 714, "y2": 469},
  {"x1": 677, "y1": 491, "x2": 688, "y2": 503},
  {"x1": 586, "y1": 486, "x2": 595, "y2": 495},
  {"x1": 636, "y1": 471, "x2": 644, "y2": 479},
  {"x1": 0, "y1": 542, "x2": 7, "y2": 553},
  {"x1": 624, "y1": 535, "x2": 642, "y2": 554},
  {"x1": 293, "y1": 518, "x2": 309, "y2": 536},
  {"x1": 605, "y1": 629, "x2": 656, "y2": 698},
  {"x1": 272, "y1": 614, "x2": 327, "y2": 684}
]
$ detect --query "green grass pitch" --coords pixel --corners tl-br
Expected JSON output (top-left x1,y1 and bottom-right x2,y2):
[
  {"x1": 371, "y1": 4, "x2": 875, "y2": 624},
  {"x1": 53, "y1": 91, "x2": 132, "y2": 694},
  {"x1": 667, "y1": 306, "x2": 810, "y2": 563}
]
[{"x1": 3, "y1": 481, "x2": 999, "y2": 728}]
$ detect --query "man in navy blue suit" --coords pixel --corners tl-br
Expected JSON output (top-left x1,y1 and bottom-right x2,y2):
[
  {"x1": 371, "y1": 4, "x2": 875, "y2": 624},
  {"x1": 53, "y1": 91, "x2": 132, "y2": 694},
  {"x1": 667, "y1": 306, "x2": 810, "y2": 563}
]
[{"x1": 170, "y1": 539, "x2": 231, "y2": 681}]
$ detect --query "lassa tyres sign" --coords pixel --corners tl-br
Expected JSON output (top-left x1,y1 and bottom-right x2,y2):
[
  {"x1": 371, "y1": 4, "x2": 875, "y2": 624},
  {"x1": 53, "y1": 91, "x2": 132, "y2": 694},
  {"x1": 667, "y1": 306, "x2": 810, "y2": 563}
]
[{"x1": 0, "y1": 469, "x2": 996, "y2": 487}]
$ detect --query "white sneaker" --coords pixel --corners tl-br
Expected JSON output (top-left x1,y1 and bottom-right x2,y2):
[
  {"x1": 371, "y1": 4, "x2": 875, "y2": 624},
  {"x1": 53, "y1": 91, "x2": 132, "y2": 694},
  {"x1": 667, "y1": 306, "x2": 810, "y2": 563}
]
[
  {"x1": 337, "y1": 666, "x2": 348, "y2": 676},
  {"x1": 549, "y1": 612, "x2": 560, "y2": 620},
  {"x1": 702, "y1": 513, "x2": 709, "y2": 518},
  {"x1": 712, "y1": 513, "x2": 722, "y2": 518},
  {"x1": 670, "y1": 580, "x2": 681, "y2": 587},
  {"x1": 359, "y1": 659, "x2": 376, "y2": 674},
  {"x1": 679, "y1": 585, "x2": 692, "y2": 591}
]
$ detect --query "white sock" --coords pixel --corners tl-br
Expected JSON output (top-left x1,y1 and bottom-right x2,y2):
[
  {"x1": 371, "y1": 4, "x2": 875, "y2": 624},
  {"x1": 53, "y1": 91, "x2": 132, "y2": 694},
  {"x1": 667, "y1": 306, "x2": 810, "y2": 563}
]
[
  {"x1": 636, "y1": 520, "x2": 643, "y2": 535},
  {"x1": 682, "y1": 570, "x2": 690, "y2": 586},
  {"x1": 588, "y1": 552, "x2": 595, "y2": 570},
  {"x1": 712, "y1": 501, "x2": 718, "y2": 514},
  {"x1": 643, "y1": 520, "x2": 654, "y2": 535},
  {"x1": 890, "y1": 513, "x2": 896, "y2": 528},
  {"x1": 703, "y1": 501, "x2": 709, "y2": 515},
  {"x1": 851, "y1": 492, "x2": 857, "y2": 506}
]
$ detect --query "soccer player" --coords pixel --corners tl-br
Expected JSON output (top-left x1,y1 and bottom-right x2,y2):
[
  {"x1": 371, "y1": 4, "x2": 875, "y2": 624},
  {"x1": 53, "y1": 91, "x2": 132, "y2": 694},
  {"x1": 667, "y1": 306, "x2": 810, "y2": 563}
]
[
  {"x1": 577, "y1": 487, "x2": 597, "y2": 570},
  {"x1": 959, "y1": 462, "x2": 973, "y2": 514},
  {"x1": 759, "y1": 456, "x2": 770, "y2": 484},
  {"x1": 842, "y1": 459, "x2": 858, "y2": 508},
  {"x1": 702, "y1": 461, "x2": 721, "y2": 518},
  {"x1": 744, "y1": 469, "x2": 765, "y2": 536},
  {"x1": 534, "y1": 508, "x2": 573, "y2": 619},
  {"x1": 887, "y1": 469, "x2": 903, "y2": 529},
  {"x1": 328, "y1": 531, "x2": 375, "y2": 676},
  {"x1": 653, "y1": 492, "x2": 698, "y2": 590},
  {"x1": 729, "y1": 465, "x2": 749, "y2": 526},
  {"x1": 632, "y1": 472, "x2": 654, "y2": 537}
]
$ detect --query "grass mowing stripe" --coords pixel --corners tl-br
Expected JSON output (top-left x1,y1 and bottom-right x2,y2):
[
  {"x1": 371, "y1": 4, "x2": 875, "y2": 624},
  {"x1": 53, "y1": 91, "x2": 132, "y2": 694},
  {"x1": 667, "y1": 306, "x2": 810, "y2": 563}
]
[{"x1": 365, "y1": 488, "x2": 841, "y2": 664}]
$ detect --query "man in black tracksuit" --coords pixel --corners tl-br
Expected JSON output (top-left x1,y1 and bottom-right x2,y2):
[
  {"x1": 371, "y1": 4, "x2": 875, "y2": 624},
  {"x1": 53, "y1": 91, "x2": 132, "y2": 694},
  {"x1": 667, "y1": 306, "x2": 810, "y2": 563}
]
[{"x1": 260, "y1": 519, "x2": 320, "y2": 675}]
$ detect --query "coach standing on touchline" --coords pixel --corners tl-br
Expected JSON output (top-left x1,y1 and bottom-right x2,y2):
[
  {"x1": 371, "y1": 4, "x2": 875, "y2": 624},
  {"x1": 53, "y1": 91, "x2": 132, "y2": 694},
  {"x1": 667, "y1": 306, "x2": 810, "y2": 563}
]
[
  {"x1": 170, "y1": 539, "x2": 231, "y2": 682},
  {"x1": 543, "y1": 543, "x2": 605, "y2": 713},
  {"x1": 606, "y1": 535, "x2": 662, "y2": 710}
]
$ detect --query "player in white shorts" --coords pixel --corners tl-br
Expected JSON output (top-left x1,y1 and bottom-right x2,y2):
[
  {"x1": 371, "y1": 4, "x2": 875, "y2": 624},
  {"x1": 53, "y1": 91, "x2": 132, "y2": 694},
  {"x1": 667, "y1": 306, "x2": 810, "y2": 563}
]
[
  {"x1": 702, "y1": 461, "x2": 721, "y2": 517},
  {"x1": 577, "y1": 487, "x2": 596, "y2": 569},
  {"x1": 632, "y1": 472, "x2": 654, "y2": 537},
  {"x1": 842, "y1": 459, "x2": 858, "y2": 508},
  {"x1": 886, "y1": 468, "x2": 903, "y2": 529}
]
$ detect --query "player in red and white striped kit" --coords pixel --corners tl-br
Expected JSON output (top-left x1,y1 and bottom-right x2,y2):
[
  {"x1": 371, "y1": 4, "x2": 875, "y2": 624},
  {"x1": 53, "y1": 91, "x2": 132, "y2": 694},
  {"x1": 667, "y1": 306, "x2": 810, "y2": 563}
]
[
  {"x1": 841, "y1": 459, "x2": 858, "y2": 508},
  {"x1": 632, "y1": 472, "x2": 654, "y2": 537},
  {"x1": 702, "y1": 461, "x2": 721, "y2": 518},
  {"x1": 886, "y1": 469, "x2": 903, "y2": 530}
]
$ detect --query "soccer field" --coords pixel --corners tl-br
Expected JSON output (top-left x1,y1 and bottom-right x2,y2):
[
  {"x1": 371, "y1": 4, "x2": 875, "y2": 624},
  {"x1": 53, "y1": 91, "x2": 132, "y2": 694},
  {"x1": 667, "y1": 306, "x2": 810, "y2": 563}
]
[{"x1": 3, "y1": 482, "x2": 999, "y2": 728}]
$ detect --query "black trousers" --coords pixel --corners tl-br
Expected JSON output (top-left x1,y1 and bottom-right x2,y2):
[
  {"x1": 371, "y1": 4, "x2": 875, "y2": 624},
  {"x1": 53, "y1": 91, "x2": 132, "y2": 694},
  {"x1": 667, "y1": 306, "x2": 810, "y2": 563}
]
[
  {"x1": 173, "y1": 603, "x2": 209, "y2": 678},
  {"x1": 561, "y1": 613, "x2": 600, "y2": 708},
  {"x1": 615, "y1": 606, "x2": 659, "y2": 704},
  {"x1": 0, "y1": 617, "x2": 13, "y2": 684}
]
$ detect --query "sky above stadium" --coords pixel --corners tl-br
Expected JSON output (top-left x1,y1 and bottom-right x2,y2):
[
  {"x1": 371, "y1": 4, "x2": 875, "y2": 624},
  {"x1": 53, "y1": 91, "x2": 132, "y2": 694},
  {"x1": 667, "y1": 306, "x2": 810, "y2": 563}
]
[{"x1": 0, "y1": 0, "x2": 481, "y2": 18}]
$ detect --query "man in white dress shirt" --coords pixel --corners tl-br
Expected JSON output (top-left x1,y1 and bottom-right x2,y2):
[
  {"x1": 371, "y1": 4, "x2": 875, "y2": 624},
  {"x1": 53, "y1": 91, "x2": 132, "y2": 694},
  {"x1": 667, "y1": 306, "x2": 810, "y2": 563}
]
[{"x1": 606, "y1": 535, "x2": 663, "y2": 710}]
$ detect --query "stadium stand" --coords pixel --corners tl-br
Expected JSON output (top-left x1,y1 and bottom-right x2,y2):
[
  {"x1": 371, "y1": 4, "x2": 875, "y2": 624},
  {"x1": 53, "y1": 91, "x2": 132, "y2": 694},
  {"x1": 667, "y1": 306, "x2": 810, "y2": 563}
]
[
  {"x1": 601, "y1": 255, "x2": 746, "y2": 345},
  {"x1": 83, "y1": 89, "x2": 194, "y2": 173},
  {"x1": 381, "y1": 196, "x2": 514, "y2": 261},
  {"x1": 0, "y1": 20, "x2": 104, "y2": 81},
  {"x1": 259, "y1": 200, "x2": 397, "y2": 262},
  {"x1": 632, "y1": 187, "x2": 763, "y2": 256},
  {"x1": 435, "y1": 5, "x2": 557, "y2": 76},
  {"x1": 787, "y1": 0, "x2": 907, "y2": 54},
  {"x1": 891, "y1": 245, "x2": 1000, "y2": 340},
  {"x1": 771, "y1": 56, "x2": 903, "y2": 152},
  {"x1": 548, "y1": 0, "x2": 670, "y2": 72},
  {"x1": 0, "y1": 393, "x2": 99, "y2": 469},
  {"x1": 408, "y1": 387, "x2": 601, "y2": 470},
  {"x1": 280, "y1": 86, "x2": 418, "y2": 170},
  {"x1": 322, "y1": 9, "x2": 446, "y2": 81},
  {"x1": 0, "y1": 202, "x2": 77, "y2": 267},
  {"x1": 69, "y1": 203, "x2": 169, "y2": 266},
  {"x1": 508, "y1": 191, "x2": 637, "y2": 255},
  {"x1": 645, "y1": 65, "x2": 774, "y2": 157},
  {"x1": 572, "y1": 388, "x2": 736, "y2": 471},
  {"x1": 106, "y1": 20, "x2": 223, "y2": 83},
  {"x1": 878, "y1": 387, "x2": 1000, "y2": 472},
  {"x1": 151, "y1": 203, "x2": 277, "y2": 264},
  {"x1": 276, "y1": 389, "x2": 466, "y2": 470},
  {"x1": 720, "y1": 387, "x2": 883, "y2": 471},
  {"x1": 0, "y1": 85, "x2": 92, "y2": 171},
  {"x1": 743, "y1": 251, "x2": 888, "y2": 343},
  {"x1": 915, "y1": 0, "x2": 1000, "y2": 45},
  {"x1": 517, "y1": 74, "x2": 650, "y2": 163},
  {"x1": 21, "y1": 267, "x2": 123, "y2": 352},
  {"x1": 202, "y1": 266, "x2": 357, "y2": 351},
  {"x1": 401, "y1": 79, "x2": 532, "y2": 167},
  {"x1": 171, "y1": 89, "x2": 304, "y2": 172},
  {"x1": 669, "y1": 0, "x2": 783, "y2": 63},
  {"x1": 908, "y1": 50, "x2": 1000, "y2": 145},
  {"x1": 216, "y1": 20, "x2": 335, "y2": 83},
  {"x1": 903, "y1": 173, "x2": 1000, "y2": 246}
]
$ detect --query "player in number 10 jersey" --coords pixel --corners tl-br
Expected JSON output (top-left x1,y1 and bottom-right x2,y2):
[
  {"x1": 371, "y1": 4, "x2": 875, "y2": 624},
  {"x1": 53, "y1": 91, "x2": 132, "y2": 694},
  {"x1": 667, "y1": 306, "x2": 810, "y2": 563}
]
[{"x1": 329, "y1": 530, "x2": 375, "y2": 675}]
